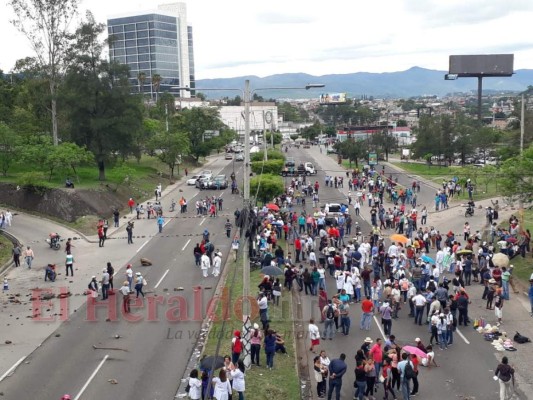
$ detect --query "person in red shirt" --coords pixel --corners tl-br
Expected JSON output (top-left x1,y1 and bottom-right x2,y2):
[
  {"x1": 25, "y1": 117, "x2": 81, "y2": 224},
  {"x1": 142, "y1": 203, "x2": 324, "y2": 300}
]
[
  {"x1": 360, "y1": 296, "x2": 374, "y2": 330},
  {"x1": 128, "y1": 198, "x2": 135, "y2": 213},
  {"x1": 368, "y1": 337, "x2": 384, "y2": 377},
  {"x1": 295, "y1": 237, "x2": 302, "y2": 262},
  {"x1": 410, "y1": 353, "x2": 420, "y2": 396}
]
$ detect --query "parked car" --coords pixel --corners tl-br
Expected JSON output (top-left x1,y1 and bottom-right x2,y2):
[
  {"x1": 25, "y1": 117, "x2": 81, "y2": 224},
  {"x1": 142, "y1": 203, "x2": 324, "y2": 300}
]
[
  {"x1": 187, "y1": 175, "x2": 202, "y2": 185},
  {"x1": 200, "y1": 170, "x2": 213, "y2": 179},
  {"x1": 195, "y1": 176, "x2": 211, "y2": 189},
  {"x1": 225, "y1": 153, "x2": 233, "y2": 160},
  {"x1": 235, "y1": 153, "x2": 244, "y2": 161},
  {"x1": 208, "y1": 175, "x2": 228, "y2": 189}
]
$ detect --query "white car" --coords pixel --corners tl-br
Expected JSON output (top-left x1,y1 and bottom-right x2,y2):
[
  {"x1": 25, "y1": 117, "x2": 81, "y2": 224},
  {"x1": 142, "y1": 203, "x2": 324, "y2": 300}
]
[
  {"x1": 187, "y1": 175, "x2": 201, "y2": 185},
  {"x1": 200, "y1": 170, "x2": 213, "y2": 179}
]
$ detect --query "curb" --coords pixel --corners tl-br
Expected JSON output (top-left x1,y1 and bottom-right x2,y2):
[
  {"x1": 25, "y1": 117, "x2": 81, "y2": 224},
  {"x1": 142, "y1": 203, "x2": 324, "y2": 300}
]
[{"x1": 0, "y1": 230, "x2": 23, "y2": 276}]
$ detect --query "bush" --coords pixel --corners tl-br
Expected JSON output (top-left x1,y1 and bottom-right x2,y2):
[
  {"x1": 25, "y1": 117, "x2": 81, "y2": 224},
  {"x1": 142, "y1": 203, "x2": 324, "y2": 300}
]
[
  {"x1": 250, "y1": 174, "x2": 284, "y2": 203},
  {"x1": 251, "y1": 159, "x2": 284, "y2": 175},
  {"x1": 251, "y1": 149, "x2": 285, "y2": 162}
]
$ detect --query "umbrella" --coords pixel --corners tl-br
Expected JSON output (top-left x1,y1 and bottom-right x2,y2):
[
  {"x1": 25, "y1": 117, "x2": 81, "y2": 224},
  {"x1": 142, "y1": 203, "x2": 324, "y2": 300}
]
[
  {"x1": 456, "y1": 249, "x2": 473, "y2": 256},
  {"x1": 421, "y1": 254, "x2": 435, "y2": 264},
  {"x1": 261, "y1": 265, "x2": 284, "y2": 276},
  {"x1": 506, "y1": 237, "x2": 517, "y2": 244},
  {"x1": 390, "y1": 234, "x2": 409, "y2": 244},
  {"x1": 200, "y1": 355, "x2": 225, "y2": 370},
  {"x1": 402, "y1": 345, "x2": 427, "y2": 358},
  {"x1": 266, "y1": 203, "x2": 279, "y2": 212},
  {"x1": 492, "y1": 252, "x2": 510, "y2": 268}
]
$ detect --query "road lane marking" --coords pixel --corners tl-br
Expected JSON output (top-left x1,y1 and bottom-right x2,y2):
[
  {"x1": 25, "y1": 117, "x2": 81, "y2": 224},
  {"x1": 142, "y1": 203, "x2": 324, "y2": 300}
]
[
  {"x1": 163, "y1": 218, "x2": 171, "y2": 227},
  {"x1": 373, "y1": 315, "x2": 387, "y2": 340},
  {"x1": 136, "y1": 240, "x2": 148, "y2": 253},
  {"x1": 74, "y1": 354, "x2": 109, "y2": 400},
  {"x1": 182, "y1": 239, "x2": 191, "y2": 251},
  {"x1": 199, "y1": 218, "x2": 206, "y2": 226},
  {"x1": 456, "y1": 327, "x2": 470, "y2": 344},
  {"x1": 154, "y1": 269, "x2": 170, "y2": 289},
  {"x1": 0, "y1": 356, "x2": 26, "y2": 382},
  {"x1": 219, "y1": 192, "x2": 224, "y2": 197}
]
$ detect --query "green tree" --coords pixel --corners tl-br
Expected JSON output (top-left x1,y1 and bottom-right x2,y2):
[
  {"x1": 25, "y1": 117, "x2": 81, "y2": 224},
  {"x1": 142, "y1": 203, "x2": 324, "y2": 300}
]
[
  {"x1": 61, "y1": 13, "x2": 142, "y2": 180},
  {"x1": 335, "y1": 139, "x2": 367, "y2": 167},
  {"x1": 175, "y1": 107, "x2": 225, "y2": 162},
  {"x1": 0, "y1": 122, "x2": 19, "y2": 176},
  {"x1": 250, "y1": 174, "x2": 284, "y2": 203},
  {"x1": 499, "y1": 145, "x2": 533, "y2": 202},
  {"x1": 137, "y1": 72, "x2": 146, "y2": 94},
  {"x1": 251, "y1": 149, "x2": 284, "y2": 162},
  {"x1": 18, "y1": 134, "x2": 54, "y2": 170},
  {"x1": 152, "y1": 74, "x2": 161, "y2": 102},
  {"x1": 9, "y1": 0, "x2": 80, "y2": 145},
  {"x1": 251, "y1": 159, "x2": 284, "y2": 175},
  {"x1": 300, "y1": 121, "x2": 322, "y2": 140},
  {"x1": 265, "y1": 132, "x2": 282, "y2": 146},
  {"x1": 396, "y1": 119, "x2": 408, "y2": 127},
  {"x1": 148, "y1": 131, "x2": 190, "y2": 178},
  {"x1": 411, "y1": 115, "x2": 440, "y2": 159},
  {"x1": 43, "y1": 141, "x2": 93, "y2": 181}
]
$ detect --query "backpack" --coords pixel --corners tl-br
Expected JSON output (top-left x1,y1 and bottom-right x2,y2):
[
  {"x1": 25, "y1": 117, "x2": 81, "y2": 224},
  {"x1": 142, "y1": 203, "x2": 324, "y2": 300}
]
[
  {"x1": 404, "y1": 361, "x2": 416, "y2": 380},
  {"x1": 326, "y1": 305, "x2": 335, "y2": 320},
  {"x1": 232, "y1": 337, "x2": 242, "y2": 353}
]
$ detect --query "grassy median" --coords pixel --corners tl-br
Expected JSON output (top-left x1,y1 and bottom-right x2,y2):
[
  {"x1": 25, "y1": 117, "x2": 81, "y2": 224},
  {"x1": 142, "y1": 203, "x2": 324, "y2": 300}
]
[{"x1": 202, "y1": 254, "x2": 300, "y2": 400}]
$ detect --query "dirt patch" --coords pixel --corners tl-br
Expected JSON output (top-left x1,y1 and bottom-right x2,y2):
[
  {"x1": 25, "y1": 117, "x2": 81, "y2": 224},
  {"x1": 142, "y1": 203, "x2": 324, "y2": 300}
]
[{"x1": 0, "y1": 183, "x2": 125, "y2": 222}]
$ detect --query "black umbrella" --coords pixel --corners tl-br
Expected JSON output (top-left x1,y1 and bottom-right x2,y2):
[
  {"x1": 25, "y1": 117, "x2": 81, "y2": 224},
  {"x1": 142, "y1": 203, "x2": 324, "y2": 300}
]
[
  {"x1": 261, "y1": 265, "x2": 284, "y2": 276},
  {"x1": 200, "y1": 355, "x2": 224, "y2": 370}
]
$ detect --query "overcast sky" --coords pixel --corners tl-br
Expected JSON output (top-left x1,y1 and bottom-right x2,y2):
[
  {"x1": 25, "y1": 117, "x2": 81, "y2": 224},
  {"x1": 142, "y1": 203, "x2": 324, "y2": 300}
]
[{"x1": 1, "y1": 0, "x2": 533, "y2": 78}]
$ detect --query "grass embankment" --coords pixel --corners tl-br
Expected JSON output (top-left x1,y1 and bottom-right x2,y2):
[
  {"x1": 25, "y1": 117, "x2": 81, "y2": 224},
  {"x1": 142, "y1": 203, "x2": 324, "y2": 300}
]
[
  {"x1": 202, "y1": 254, "x2": 300, "y2": 400},
  {"x1": 0, "y1": 234, "x2": 13, "y2": 266}
]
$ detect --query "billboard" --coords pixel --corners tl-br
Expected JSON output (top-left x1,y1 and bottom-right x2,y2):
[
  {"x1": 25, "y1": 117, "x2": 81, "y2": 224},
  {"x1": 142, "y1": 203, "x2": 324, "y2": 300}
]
[
  {"x1": 449, "y1": 54, "x2": 514, "y2": 77},
  {"x1": 319, "y1": 93, "x2": 347, "y2": 105}
]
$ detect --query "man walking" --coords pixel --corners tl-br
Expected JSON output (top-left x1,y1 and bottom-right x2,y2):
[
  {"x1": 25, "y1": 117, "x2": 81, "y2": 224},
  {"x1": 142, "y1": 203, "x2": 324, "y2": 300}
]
[
  {"x1": 212, "y1": 251, "x2": 222, "y2": 277},
  {"x1": 24, "y1": 246, "x2": 34, "y2": 269},
  {"x1": 157, "y1": 215, "x2": 164, "y2": 233},
  {"x1": 360, "y1": 295, "x2": 374, "y2": 331},
  {"x1": 200, "y1": 253, "x2": 211, "y2": 278},
  {"x1": 120, "y1": 281, "x2": 131, "y2": 313},
  {"x1": 322, "y1": 299, "x2": 337, "y2": 340},
  {"x1": 101, "y1": 268, "x2": 110, "y2": 300},
  {"x1": 107, "y1": 262, "x2": 115, "y2": 290},
  {"x1": 12, "y1": 243, "x2": 21, "y2": 267},
  {"x1": 126, "y1": 222, "x2": 134, "y2": 244},
  {"x1": 65, "y1": 252, "x2": 74, "y2": 277},
  {"x1": 413, "y1": 291, "x2": 427, "y2": 326},
  {"x1": 327, "y1": 353, "x2": 347, "y2": 400},
  {"x1": 225, "y1": 219, "x2": 232, "y2": 238}
]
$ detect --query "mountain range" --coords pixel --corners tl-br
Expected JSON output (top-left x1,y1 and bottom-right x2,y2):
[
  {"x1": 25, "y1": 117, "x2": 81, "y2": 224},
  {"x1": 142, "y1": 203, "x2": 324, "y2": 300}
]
[{"x1": 196, "y1": 66, "x2": 533, "y2": 99}]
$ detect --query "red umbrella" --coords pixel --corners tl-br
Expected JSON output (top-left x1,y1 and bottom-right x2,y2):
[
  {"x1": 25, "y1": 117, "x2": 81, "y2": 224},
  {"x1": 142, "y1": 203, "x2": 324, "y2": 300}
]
[{"x1": 266, "y1": 203, "x2": 280, "y2": 212}]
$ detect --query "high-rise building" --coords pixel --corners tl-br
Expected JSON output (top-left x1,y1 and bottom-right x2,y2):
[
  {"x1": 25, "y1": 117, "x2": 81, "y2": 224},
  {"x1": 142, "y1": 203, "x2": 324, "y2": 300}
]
[{"x1": 107, "y1": 2, "x2": 195, "y2": 98}]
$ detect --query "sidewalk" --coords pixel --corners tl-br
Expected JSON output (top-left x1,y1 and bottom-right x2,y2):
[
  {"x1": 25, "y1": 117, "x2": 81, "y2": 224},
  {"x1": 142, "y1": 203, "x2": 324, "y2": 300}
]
[
  {"x1": 0, "y1": 153, "x2": 229, "y2": 374},
  {"x1": 296, "y1": 146, "x2": 532, "y2": 399}
]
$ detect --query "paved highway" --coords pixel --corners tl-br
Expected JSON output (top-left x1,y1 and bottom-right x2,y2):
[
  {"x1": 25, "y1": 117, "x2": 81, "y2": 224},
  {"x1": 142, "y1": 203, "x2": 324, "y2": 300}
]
[{"x1": 0, "y1": 158, "x2": 244, "y2": 400}]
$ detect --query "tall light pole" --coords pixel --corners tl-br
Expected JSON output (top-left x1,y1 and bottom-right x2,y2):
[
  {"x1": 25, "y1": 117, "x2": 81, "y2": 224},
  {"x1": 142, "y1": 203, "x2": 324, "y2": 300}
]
[
  {"x1": 521, "y1": 93, "x2": 525, "y2": 155},
  {"x1": 173, "y1": 82, "x2": 324, "y2": 369}
]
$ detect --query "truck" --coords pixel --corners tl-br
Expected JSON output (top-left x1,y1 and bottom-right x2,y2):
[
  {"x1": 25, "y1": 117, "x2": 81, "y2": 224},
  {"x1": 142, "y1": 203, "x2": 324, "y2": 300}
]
[{"x1": 280, "y1": 161, "x2": 317, "y2": 176}]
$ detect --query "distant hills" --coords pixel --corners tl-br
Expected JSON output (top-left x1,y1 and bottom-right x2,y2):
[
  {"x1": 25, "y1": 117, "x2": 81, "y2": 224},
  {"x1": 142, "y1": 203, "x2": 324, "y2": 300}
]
[{"x1": 196, "y1": 67, "x2": 533, "y2": 99}]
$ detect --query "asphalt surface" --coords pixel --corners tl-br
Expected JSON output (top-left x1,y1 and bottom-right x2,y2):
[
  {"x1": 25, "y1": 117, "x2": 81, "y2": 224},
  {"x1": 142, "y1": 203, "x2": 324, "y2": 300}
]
[
  {"x1": 0, "y1": 157, "x2": 244, "y2": 400},
  {"x1": 288, "y1": 145, "x2": 528, "y2": 400}
]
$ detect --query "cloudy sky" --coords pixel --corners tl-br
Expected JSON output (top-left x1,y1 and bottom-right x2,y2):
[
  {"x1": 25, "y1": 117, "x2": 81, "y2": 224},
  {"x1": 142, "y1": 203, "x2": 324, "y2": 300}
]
[{"x1": 1, "y1": 0, "x2": 533, "y2": 78}]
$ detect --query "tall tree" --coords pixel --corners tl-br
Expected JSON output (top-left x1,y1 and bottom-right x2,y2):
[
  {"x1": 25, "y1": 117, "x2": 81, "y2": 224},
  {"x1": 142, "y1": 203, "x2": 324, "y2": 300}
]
[
  {"x1": 61, "y1": 12, "x2": 142, "y2": 180},
  {"x1": 9, "y1": 0, "x2": 80, "y2": 145},
  {"x1": 152, "y1": 74, "x2": 161, "y2": 102},
  {"x1": 148, "y1": 131, "x2": 189, "y2": 179},
  {"x1": 137, "y1": 72, "x2": 146, "y2": 94}
]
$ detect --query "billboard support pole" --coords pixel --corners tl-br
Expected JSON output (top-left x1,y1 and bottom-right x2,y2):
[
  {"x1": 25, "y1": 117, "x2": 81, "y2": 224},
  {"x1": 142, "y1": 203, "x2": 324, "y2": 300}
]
[{"x1": 477, "y1": 77, "x2": 483, "y2": 121}]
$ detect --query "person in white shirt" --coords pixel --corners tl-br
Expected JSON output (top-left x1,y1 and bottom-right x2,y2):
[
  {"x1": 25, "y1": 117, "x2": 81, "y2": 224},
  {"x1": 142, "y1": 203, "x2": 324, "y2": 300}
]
[
  {"x1": 201, "y1": 253, "x2": 211, "y2": 278},
  {"x1": 187, "y1": 369, "x2": 202, "y2": 400},
  {"x1": 212, "y1": 369, "x2": 232, "y2": 400},
  {"x1": 413, "y1": 292, "x2": 427, "y2": 325},
  {"x1": 388, "y1": 243, "x2": 399, "y2": 258},
  {"x1": 308, "y1": 318, "x2": 321, "y2": 353},
  {"x1": 212, "y1": 252, "x2": 222, "y2": 277},
  {"x1": 335, "y1": 271, "x2": 344, "y2": 293},
  {"x1": 230, "y1": 360, "x2": 246, "y2": 399}
]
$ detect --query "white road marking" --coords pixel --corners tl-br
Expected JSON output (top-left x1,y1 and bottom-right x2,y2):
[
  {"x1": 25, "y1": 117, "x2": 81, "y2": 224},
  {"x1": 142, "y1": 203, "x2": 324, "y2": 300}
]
[
  {"x1": 373, "y1": 315, "x2": 387, "y2": 340},
  {"x1": 456, "y1": 327, "x2": 470, "y2": 344},
  {"x1": 136, "y1": 240, "x2": 148, "y2": 253},
  {"x1": 163, "y1": 218, "x2": 171, "y2": 227},
  {"x1": 74, "y1": 354, "x2": 109, "y2": 400},
  {"x1": 0, "y1": 356, "x2": 26, "y2": 382},
  {"x1": 199, "y1": 218, "x2": 207, "y2": 226},
  {"x1": 219, "y1": 192, "x2": 224, "y2": 197},
  {"x1": 154, "y1": 269, "x2": 170, "y2": 289},
  {"x1": 182, "y1": 239, "x2": 191, "y2": 251}
]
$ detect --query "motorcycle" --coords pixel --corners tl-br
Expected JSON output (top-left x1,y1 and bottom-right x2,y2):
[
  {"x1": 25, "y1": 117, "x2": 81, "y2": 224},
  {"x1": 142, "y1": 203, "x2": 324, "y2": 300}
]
[
  {"x1": 46, "y1": 233, "x2": 61, "y2": 250},
  {"x1": 465, "y1": 205, "x2": 474, "y2": 217}
]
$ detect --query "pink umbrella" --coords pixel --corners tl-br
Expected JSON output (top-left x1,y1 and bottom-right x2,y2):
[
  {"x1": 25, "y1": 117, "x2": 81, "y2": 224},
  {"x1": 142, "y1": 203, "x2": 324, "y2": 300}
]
[{"x1": 402, "y1": 345, "x2": 427, "y2": 358}]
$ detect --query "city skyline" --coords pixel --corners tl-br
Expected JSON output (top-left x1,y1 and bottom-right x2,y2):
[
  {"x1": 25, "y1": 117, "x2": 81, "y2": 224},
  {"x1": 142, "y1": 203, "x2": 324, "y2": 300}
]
[{"x1": 1, "y1": 0, "x2": 533, "y2": 79}]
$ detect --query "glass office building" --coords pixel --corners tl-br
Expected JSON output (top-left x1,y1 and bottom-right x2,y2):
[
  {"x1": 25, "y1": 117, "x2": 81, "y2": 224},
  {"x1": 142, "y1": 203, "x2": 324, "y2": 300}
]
[{"x1": 107, "y1": 3, "x2": 194, "y2": 97}]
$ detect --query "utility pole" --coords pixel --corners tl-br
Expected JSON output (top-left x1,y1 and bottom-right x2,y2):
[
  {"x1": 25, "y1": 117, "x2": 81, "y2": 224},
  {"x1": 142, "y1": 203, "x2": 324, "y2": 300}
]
[
  {"x1": 165, "y1": 103, "x2": 169, "y2": 132},
  {"x1": 521, "y1": 94, "x2": 525, "y2": 155},
  {"x1": 242, "y1": 79, "x2": 251, "y2": 369}
]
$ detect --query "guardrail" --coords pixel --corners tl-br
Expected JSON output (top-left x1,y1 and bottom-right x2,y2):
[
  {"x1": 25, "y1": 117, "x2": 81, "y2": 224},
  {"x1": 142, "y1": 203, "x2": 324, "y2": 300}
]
[{"x1": 0, "y1": 230, "x2": 22, "y2": 276}]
